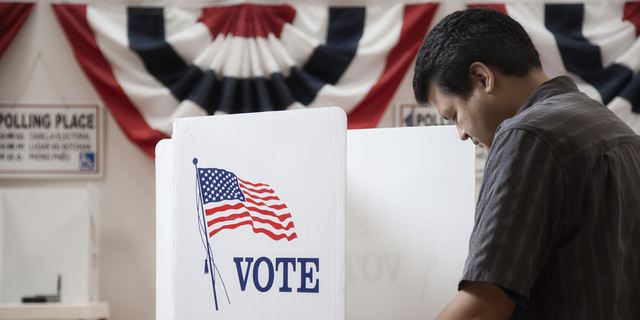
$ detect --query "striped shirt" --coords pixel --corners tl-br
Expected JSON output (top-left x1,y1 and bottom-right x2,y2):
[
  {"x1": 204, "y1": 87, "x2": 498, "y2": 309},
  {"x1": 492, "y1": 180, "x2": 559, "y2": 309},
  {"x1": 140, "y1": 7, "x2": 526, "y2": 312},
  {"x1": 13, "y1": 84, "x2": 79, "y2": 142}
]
[{"x1": 462, "y1": 76, "x2": 640, "y2": 319}]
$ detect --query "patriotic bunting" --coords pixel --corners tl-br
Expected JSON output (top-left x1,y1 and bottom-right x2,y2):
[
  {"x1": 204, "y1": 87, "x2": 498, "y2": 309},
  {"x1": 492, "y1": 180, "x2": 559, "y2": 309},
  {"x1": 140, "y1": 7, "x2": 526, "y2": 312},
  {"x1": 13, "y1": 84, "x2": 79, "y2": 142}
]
[
  {"x1": 469, "y1": 2, "x2": 640, "y2": 132},
  {"x1": 0, "y1": 2, "x2": 34, "y2": 60},
  {"x1": 51, "y1": 1, "x2": 640, "y2": 158},
  {"x1": 52, "y1": 3, "x2": 438, "y2": 158}
]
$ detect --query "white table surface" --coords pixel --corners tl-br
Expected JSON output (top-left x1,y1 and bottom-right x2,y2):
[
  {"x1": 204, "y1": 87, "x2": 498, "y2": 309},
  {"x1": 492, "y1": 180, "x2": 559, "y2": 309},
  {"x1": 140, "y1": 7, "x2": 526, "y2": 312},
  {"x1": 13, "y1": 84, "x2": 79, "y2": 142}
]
[{"x1": 0, "y1": 302, "x2": 109, "y2": 320}]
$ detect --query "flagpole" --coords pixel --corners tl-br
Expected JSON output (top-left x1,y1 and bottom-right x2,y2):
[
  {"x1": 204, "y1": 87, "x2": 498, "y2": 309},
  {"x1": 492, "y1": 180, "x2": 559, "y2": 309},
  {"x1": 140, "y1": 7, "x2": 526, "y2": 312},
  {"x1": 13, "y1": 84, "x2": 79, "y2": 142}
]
[{"x1": 194, "y1": 158, "x2": 219, "y2": 311}]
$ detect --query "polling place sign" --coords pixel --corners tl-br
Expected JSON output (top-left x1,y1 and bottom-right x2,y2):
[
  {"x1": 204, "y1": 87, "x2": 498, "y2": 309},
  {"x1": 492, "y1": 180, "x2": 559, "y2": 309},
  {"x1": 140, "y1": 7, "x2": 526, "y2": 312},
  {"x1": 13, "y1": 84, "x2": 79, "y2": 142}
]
[
  {"x1": 394, "y1": 103, "x2": 453, "y2": 127},
  {"x1": 0, "y1": 104, "x2": 102, "y2": 178}
]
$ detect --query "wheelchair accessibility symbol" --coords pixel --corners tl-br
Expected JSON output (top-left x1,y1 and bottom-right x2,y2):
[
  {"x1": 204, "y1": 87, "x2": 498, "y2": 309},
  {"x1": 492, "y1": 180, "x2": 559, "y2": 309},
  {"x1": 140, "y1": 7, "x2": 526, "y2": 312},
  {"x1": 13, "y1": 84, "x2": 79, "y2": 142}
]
[{"x1": 79, "y1": 152, "x2": 95, "y2": 171}]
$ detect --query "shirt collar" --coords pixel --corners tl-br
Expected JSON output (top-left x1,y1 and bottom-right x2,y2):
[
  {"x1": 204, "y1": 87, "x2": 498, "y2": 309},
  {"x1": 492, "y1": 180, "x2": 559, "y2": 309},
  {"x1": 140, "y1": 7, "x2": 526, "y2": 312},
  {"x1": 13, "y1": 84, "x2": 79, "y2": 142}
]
[{"x1": 516, "y1": 75, "x2": 579, "y2": 115}]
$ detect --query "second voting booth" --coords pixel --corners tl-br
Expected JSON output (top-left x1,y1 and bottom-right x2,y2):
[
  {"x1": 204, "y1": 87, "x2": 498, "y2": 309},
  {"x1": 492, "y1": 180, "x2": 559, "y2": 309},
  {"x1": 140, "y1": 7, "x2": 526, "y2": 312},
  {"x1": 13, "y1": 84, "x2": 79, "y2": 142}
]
[{"x1": 156, "y1": 107, "x2": 475, "y2": 319}]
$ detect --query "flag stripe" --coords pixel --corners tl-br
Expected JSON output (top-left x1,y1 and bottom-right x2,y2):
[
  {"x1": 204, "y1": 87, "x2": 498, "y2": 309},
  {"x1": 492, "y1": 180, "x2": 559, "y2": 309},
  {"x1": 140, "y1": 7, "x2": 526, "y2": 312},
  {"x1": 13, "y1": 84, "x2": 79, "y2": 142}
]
[
  {"x1": 52, "y1": 4, "x2": 168, "y2": 158},
  {"x1": 242, "y1": 199, "x2": 291, "y2": 221},
  {"x1": 468, "y1": 3, "x2": 507, "y2": 13},
  {"x1": 209, "y1": 219, "x2": 298, "y2": 240},
  {"x1": 244, "y1": 198, "x2": 288, "y2": 211},
  {"x1": 239, "y1": 178, "x2": 269, "y2": 188},
  {"x1": 545, "y1": 4, "x2": 634, "y2": 105},
  {"x1": 621, "y1": 74, "x2": 640, "y2": 113},
  {"x1": 347, "y1": 3, "x2": 438, "y2": 128},
  {"x1": 205, "y1": 203, "x2": 245, "y2": 214},
  {"x1": 251, "y1": 195, "x2": 279, "y2": 201},
  {"x1": 624, "y1": 2, "x2": 640, "y2": 36},
  {"x1": 302, "y1": 7, "x2": 364, "y2": 86},
  {"x1": 128, "y1": 7, "x2": 196, "y2": 101},
  {"x1": 206, "y1": 210, "x2": 295, "y2": 231},
  {"x1": 240, "y1": 182, "x2": 278, "y2": 195},
  {"x1": 205, "y1": 202, "x2": 293, "y2": 222},
  {"x1": 199, "y1": 4, "x2": 296, "y2": 38},
  {"x1": 239, "y1": 179, "x2": 275, "y2": 191},
  {"x1": 0, "y1": 3, "x2": 34, "y2": 59}
]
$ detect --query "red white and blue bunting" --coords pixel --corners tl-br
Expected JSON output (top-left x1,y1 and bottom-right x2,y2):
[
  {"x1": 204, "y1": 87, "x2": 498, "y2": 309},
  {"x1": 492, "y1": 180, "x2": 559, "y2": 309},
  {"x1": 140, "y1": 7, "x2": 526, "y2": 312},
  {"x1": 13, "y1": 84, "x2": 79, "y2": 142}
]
[
  {"x1": 0, "y1": 2, "x2": 34, "y2": 60},
  {"x1": 53, "y1": 3, "x2": 438, "y2": 158},
  {"x1": 50, "y1": 1, "x2": 640, "y2": 158}
]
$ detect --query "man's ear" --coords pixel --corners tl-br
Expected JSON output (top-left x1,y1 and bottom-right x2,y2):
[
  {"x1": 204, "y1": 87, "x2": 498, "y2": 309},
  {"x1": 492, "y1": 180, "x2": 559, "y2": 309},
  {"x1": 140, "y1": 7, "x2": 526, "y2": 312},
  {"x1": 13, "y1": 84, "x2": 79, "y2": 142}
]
[{"x1": 469, "y1": 62, "x2": 495, "y2": 94}]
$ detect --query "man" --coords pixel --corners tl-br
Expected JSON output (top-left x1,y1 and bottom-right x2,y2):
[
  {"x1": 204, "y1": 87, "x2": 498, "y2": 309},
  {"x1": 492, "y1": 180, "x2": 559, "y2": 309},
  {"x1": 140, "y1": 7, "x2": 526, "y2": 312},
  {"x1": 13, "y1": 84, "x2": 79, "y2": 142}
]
[{"x1": 413, "y1": 8, "x2": 640, "y2": 319}]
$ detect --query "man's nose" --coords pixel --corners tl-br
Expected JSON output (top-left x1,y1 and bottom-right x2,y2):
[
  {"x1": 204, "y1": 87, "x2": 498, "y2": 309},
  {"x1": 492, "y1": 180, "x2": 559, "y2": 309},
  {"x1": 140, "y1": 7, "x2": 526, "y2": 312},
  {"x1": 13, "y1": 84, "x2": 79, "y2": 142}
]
[{"x1": 456, "y1": 124, "x2": 469, "y2": 141}]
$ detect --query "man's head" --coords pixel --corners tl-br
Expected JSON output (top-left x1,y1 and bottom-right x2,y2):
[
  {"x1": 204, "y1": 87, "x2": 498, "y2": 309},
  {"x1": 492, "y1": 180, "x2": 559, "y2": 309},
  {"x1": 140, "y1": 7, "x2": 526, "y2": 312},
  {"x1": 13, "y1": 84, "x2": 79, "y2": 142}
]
[{"x1": 413, "y1": 8, "x2": 545, "y2": 149}]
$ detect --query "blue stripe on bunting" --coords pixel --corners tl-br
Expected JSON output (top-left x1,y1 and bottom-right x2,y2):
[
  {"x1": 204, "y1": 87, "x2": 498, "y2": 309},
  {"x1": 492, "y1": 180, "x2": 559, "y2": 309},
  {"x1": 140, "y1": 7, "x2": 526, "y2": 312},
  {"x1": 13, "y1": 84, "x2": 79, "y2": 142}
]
[
  {"x1": 303, "y1": 8, "x2": 365, "y2": 86},
  {"x1": 545, "y1": 4, "x2": 638, "y2": 111},
  {"x1": 621, "y1": 73, "x2": 640, "y2": 113},
  {"x1": 128, "y1": 7, "x2": 197, "y2": 100},
  {"x1": 127, "y1": 7, "x2": 365, "y2": 114}
]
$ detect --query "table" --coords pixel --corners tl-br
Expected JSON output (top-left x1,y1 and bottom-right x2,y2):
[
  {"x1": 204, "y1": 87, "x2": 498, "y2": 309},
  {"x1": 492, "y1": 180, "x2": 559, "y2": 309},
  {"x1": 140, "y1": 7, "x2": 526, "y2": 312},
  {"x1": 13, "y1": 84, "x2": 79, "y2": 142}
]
[{"x1": 0, "y1": 302, "x2": 109, "y2": 320}]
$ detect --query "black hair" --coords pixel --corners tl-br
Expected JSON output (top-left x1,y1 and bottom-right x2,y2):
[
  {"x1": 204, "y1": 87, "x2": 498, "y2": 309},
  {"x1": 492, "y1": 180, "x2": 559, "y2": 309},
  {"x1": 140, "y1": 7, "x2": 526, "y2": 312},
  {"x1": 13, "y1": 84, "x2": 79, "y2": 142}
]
[{"x1": 413, "y1": 8, "x2": 542, "y2": 104}]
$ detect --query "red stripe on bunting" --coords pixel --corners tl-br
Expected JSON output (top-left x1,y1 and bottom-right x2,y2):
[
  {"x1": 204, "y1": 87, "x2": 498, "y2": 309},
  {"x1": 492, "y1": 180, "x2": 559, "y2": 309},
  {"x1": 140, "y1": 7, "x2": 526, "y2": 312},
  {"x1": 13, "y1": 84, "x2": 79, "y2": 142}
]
[
  {"x1": 0, "y1": 2, "x2": 34, "y2": 59},
  {"x1": 624, "y1": 2, "x2": 640, "y2": 36},
  {"x1": 467, "y1": 3, "x2": 508, "y2": 13},
  {"x1": 199, "y1": 4, "x2": 296, "y2": 38},
  {"x1": 52, "y1": 4, "x2": 169, "y2": 159},
  {"x1": 347, "y1": 3, "x2": 439, "y2": 129}
]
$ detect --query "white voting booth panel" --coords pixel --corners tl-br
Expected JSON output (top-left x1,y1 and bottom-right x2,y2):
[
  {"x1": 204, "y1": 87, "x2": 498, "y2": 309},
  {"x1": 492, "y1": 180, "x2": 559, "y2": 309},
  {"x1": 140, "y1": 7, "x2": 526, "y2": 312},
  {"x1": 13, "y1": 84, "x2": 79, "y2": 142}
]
[
  {"x1": 156, "y1": 108, "x2": 475, "y2": 320},
  {"x1": 156, "y1": 107, "x2": 346, "y2": 320},
  {"x1": 0, "y1": 187, "x2": 99, "y2": 303},
  {"x1": 346, "y1": 126, "x2": 475, "y2": 320}
]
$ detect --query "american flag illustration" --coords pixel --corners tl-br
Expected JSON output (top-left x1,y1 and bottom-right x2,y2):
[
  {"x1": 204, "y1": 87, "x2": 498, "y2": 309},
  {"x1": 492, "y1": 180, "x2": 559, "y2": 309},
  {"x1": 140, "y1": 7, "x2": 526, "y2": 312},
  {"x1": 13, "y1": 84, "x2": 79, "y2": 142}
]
[{"x1": 197, "y1": 167, "x2": 297, "y2": 241}]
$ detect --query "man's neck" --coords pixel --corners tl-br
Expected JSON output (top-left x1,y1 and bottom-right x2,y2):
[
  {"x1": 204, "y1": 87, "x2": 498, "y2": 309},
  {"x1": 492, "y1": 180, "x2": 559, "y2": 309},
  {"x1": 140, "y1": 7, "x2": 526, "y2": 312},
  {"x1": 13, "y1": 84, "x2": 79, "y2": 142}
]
[{"x1": 503, "y1": 70, "x2": 550, "y2": 115}]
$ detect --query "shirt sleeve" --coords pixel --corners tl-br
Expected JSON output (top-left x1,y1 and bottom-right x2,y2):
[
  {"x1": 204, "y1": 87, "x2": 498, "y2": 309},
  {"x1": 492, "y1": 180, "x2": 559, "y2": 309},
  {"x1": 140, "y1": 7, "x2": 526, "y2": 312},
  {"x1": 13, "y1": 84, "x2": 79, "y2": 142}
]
[{"x1": 462, "y1": 127, "x2": 564, "y2": 302}]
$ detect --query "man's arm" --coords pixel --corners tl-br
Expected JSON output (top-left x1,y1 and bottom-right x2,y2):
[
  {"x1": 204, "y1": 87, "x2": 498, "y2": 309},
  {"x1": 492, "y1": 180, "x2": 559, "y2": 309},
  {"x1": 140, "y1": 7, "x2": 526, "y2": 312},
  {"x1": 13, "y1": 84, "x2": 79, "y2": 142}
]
[{"x1": 436, "y1": 281, "x2": 516, "y2": 320}]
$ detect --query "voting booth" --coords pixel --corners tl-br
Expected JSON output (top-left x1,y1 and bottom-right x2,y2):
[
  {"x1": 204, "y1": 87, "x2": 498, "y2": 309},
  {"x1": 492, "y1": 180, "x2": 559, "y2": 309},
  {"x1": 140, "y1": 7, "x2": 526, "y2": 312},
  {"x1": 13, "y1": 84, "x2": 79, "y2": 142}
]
[
  {"x1": 156, "y1": 107, "x2": 475, "y2": 319},
  {"x1": 0, "y1": 187, "x2": 109, "y2": 320},
  {"x1": 156, "y1": 108, "x2": 346, "y2": 319},
  {"x1": 0, "y1": 187, "x2": 99, "y2": 303},
  {"x1": 346, "y1": 126, "x2": 474, "y2": 319}
]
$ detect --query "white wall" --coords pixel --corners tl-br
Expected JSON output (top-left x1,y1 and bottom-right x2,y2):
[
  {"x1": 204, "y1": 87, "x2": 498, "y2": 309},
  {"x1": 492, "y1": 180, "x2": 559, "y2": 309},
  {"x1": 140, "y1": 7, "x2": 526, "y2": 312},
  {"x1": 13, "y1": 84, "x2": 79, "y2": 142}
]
[
  {"x1": 0, "y1": 1, "x2": 466, "y2": 319},
  {"x1": 0, "y1": 2, "x2": 156, "y2": 319}
]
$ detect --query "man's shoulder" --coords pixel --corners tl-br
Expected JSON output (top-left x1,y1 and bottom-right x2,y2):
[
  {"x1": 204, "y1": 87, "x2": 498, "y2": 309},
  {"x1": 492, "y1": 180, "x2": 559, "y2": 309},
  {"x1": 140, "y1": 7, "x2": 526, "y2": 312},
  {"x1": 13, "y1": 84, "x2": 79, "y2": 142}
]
[{"x1": 496, "y1": 94, "x2": 640, "y2": 166}]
